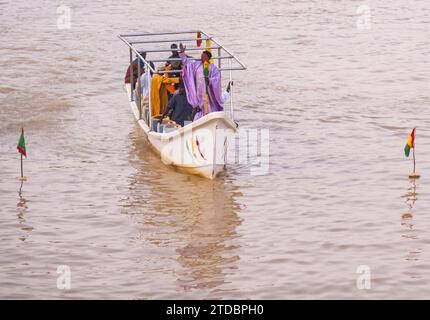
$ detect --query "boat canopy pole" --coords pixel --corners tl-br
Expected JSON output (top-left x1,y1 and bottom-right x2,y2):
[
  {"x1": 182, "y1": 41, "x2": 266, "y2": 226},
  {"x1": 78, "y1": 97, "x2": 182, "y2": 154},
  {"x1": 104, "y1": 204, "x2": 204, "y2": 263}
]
[
  {"x1": 129, "y1": 48, "x2": 134, "y2": 101},
  {"x1": 138, "y1": 46, "x2": 221, "y2": 53},
  {"x1": 147, "y1": 56, "x2": 232, "y2": 63},
  {"x1": 201, "y1": 31, "x2": 247, "y2": 71},
  {"x1": 119, "y1": 36, "x2": 157, "y2": 73},
  {"x1": 229, "y1": 58, "x2": 234, "y2": 119},
  {"x1": 120, "y1": 31, "x2": 202, "y2": 37},
  {"x1": 130, "y1": 37, "x2": 211, "y2": 44},
  {"x1": 147, "y1": 65, "x2": 152, "y2": 130},
  {"x1": 137, "y1": 55, "x2": 142, "y2": 119},
  {"x1": 139, "y1": 67, "x2": 246, "y2": 75},
  {"x1": 218, "y1": 47, "x2": 222, "y2": 69}
]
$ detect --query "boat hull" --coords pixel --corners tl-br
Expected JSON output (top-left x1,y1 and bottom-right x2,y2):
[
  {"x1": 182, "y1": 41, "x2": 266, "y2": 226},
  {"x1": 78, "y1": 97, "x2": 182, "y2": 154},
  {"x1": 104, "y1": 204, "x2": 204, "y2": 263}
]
[{"x1": 125, "y1": 84, "x2": 237, "y2": 179}]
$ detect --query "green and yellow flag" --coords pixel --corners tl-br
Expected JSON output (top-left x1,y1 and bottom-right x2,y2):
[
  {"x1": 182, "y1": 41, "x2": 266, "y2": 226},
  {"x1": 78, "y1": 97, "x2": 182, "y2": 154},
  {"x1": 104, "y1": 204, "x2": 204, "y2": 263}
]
[
  {"x1": 404, "y1": 128, "x2": 415, "y2": 157},
  {"x1": 205, "y1": 39, "x2": 214, "y2": 63},
  {"x1": 17, "y1": 128, "x2": 27, "y2": 157},
  {"x1": 203, "y1": 61, "x2": 210, "y2": 115}
]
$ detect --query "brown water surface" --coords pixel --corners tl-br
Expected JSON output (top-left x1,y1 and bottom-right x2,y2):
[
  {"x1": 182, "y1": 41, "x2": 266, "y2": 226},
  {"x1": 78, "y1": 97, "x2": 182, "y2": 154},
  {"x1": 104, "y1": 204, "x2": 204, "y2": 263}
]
[{"x1": 1, "y1": 0, "x2": 430, "y2": 298}]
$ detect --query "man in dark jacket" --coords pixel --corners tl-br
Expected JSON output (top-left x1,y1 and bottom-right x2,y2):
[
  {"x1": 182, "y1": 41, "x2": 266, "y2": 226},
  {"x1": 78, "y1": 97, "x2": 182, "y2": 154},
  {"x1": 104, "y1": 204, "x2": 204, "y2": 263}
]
[{"x1": 161, "y1": 82, "x2": 193, "y2": 127}]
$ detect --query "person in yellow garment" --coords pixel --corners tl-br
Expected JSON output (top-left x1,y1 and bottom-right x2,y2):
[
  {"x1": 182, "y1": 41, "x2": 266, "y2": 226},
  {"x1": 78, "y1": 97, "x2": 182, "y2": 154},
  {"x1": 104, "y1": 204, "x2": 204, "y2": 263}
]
[{"x1": 150, "y1": 66, "x2": 180, "y2": 117}]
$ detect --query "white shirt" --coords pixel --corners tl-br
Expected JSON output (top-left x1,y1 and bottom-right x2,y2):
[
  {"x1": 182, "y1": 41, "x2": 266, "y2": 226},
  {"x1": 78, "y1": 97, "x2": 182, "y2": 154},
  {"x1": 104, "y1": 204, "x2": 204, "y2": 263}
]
[
  {"x1": 221, "y1": 91, "x2": 231, "y2": 104},
  {"x1": 139, "y1": 72, "x2": 151, "y2": 97}
]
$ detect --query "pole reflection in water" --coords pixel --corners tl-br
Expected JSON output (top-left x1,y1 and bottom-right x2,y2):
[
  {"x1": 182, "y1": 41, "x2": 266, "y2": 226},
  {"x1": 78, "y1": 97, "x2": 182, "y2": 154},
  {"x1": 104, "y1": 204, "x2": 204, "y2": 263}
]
[
  {"x1": 121, "y1": 126, "x2": 243, "y2": 292},
  {"x1": 401, "y1": 178, "x2": 421, "y2": 263},
  {"x1": 17, "y1": 181, "x2": 33, "y2": 242}
]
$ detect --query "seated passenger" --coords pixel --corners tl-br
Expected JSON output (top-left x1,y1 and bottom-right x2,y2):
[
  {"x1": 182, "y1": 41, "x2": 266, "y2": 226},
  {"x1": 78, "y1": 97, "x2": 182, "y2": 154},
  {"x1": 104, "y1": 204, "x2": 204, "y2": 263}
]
[
  {"x1": 165, "y1": 44, "x2": 179, "y2": 67},
  {"x1": 166, "y1": 43, "x2": 191, "y2": 78},
  {"x1": 138, "y1": 61, "x2": 155, "y2": 117},
  {"x1": 160, "y1": 83, "x2": 193, "y2": 127},
  {"x1": 124, "y1": 50, "x2": 146, "y2": 88}
]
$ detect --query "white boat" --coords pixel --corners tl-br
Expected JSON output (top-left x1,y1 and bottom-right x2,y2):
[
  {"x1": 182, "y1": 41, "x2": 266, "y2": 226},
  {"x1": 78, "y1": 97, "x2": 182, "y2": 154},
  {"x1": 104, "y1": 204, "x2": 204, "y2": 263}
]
[{"x1": 119, "y1": 31, "x2": 246, "y2": 179}]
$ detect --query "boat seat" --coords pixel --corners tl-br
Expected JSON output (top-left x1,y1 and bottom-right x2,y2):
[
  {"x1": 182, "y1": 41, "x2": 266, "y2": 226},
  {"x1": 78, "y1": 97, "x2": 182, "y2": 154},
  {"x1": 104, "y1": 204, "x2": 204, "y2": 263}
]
[
  {"x1": 148, "y1": 114, "x2": 180, "y2": 133},
  {"x1": 163, "y1": 123, "x2": 180, "y2": 133},
  {"x1": 158, "y1": 121, "x2": 180, "y2": 133},
  {"x1": 151, "y1": 114, "x2": 164, "y2": 131}
]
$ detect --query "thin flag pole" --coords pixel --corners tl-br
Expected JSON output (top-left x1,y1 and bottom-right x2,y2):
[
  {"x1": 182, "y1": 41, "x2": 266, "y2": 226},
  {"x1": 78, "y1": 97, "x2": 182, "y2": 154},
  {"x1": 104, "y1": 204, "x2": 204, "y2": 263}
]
[
  {"x1": 18, "y1": 127, "x2": 27, "y2": 181},
  {"x1": 21, "y1": 127, "x2": 23, "y2": 179},
  {"x1": 21, "y1": 153, "x2": 23, "y2": 178},
  {"x1": 204, "y1": 62, "x2": 209, "y2": 115},
  {"x1": 409, "y1": 127, "x2": 420, "y2": 179},
  {"x1": 21, "y1": 127, "x2": 24, "y2": 179}
]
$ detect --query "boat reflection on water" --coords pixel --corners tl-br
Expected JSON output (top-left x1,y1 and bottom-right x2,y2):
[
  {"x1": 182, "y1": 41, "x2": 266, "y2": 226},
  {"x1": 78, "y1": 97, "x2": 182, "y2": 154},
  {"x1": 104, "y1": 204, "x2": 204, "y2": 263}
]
[{"x1": 123, "y1": 125, "x2": 243, "y2": 291}]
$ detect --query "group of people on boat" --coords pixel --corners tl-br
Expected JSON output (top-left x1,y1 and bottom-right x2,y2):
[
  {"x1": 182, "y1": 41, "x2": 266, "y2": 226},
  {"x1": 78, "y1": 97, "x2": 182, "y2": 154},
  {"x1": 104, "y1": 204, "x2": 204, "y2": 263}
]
[{"x1": 124, "y1": 42, "x2": 231, "y2": 128}]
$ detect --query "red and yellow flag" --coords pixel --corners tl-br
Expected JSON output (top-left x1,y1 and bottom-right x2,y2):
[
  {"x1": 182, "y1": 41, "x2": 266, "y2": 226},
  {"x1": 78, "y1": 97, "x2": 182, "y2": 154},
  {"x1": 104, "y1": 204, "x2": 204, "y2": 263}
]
[
  {"x1": 196, "y1": 32, "x2": 202, "y2": 47},
  {"x1": 404, "y1": 128, "x2": 415, "y2": 157}
]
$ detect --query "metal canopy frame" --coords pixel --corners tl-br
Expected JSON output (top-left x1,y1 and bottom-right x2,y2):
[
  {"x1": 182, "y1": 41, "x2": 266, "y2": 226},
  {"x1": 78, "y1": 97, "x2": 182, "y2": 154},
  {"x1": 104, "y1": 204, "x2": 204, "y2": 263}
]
[
  {"x1": 118, "y1": 31, "x2": 246, "y2": 129},
  {"x1": 118, "y1": 30, "x2": 247, "y2": 74}
]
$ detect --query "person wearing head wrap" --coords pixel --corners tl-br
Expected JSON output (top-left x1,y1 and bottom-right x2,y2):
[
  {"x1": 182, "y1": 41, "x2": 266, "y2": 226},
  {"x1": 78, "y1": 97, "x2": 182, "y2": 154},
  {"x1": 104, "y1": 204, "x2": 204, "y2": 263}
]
[{"x1": 124, "y1": 49, "x2": 146, "y2": 88}]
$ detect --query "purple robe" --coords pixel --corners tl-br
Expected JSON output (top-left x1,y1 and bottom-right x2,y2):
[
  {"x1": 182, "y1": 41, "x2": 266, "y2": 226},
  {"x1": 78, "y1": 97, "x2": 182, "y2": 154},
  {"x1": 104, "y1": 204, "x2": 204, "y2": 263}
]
[{"x1": 180, "y1": 52, "x2": 223, "y2": 121}]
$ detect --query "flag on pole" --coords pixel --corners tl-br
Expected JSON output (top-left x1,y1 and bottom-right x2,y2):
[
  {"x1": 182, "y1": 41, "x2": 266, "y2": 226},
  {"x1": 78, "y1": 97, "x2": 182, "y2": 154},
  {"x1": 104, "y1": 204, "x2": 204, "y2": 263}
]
[
  {"x1": 404, "y1": 128, "x2": 415, "y2": 157},
  {"x1": 196, "y1": 32, "x2": 202, "y2": 47},
  {"x1": 17, "y1": 128, "x2": 27, "y2": 157},
  {"x1": 205, "y1": 39, "x2": 214, "y2": 63},
  {"x1": 203, "y1": 61, "x2": 210, "y2": 114}
]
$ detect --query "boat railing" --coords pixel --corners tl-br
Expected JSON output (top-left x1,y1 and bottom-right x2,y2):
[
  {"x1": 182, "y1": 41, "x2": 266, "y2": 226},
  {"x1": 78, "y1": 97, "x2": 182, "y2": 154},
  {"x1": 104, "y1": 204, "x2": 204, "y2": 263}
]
[{"x1": 118, "y1": 31, "x2": 246, "y2": 130}]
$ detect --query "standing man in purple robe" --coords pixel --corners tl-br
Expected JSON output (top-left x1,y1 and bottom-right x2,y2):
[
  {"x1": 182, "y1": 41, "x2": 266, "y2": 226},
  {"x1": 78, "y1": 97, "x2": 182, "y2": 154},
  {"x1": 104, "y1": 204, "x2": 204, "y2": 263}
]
[{"x1": 179, "y1": 43, "x2": 224, "y2": 121}]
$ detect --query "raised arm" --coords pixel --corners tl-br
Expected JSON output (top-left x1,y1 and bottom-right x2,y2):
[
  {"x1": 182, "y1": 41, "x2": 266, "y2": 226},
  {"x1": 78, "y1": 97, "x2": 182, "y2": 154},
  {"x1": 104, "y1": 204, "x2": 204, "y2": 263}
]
[
  {"x1": 178, "y1": 42, "x2": 200, "y2": 107},
  {"x1": 179, "y1": 42, "x2": 191, "y2": 65}
]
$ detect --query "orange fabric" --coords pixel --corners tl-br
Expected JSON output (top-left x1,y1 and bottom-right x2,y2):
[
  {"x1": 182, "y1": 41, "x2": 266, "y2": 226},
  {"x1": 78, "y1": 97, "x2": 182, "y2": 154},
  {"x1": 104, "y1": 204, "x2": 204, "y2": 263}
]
[
  {"x1": 150, "y1": 74, "x2": 169, "y2": 117},
  {"x1": 163, "y1": 65, "x2": 177, "y2": 95},
  {"x1": 162, "y1": 77, "x2": 179, "y2": 95},
  {"x1": 150, "y1": 66, "x2": 181, "y2": 117}
]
